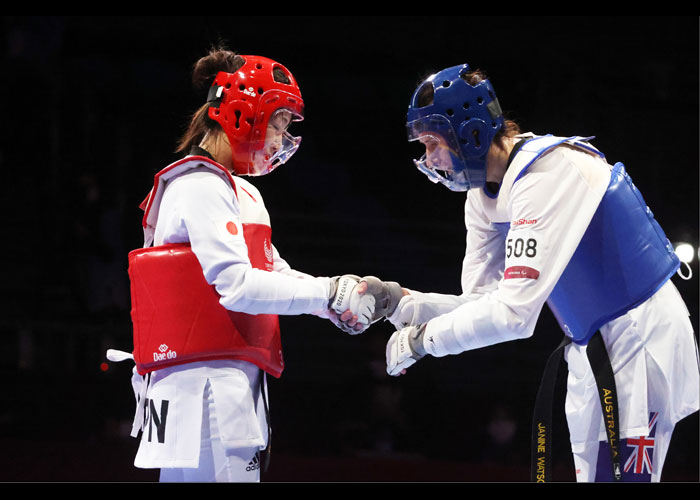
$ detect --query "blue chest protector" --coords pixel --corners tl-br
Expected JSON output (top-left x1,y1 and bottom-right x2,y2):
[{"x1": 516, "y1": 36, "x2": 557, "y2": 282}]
[{"x1": 511, "y1": 136, "x2": 679, "y2": 345}]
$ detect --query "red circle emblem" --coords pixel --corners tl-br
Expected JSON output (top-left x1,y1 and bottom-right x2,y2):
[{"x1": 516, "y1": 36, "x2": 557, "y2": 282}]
[{"x1": 226, "y1": 221, "x2": 238, "y2": 235}]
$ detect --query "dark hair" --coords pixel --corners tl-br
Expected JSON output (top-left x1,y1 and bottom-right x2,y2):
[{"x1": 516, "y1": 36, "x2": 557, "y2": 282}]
[
  {"x1": 175, "y1": 46, "x2": 292, "y2": 154},
  {"x1": 175, "y1": 46, "x2": 245, "y2": 154}
]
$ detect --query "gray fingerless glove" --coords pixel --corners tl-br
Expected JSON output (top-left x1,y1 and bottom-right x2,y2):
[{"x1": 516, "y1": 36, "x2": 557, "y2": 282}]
[{"x1": 361, "y1": 276, "x2": 404, "y2": 323}]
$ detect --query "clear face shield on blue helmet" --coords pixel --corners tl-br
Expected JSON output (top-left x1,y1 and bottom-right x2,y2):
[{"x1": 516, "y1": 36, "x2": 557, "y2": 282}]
[{"x1": 406, "y1": 114, "x2": 471, "y2": 192}]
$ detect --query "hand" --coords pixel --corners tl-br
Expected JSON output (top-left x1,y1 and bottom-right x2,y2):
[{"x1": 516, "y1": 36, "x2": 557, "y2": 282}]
[
  {"x1": 359, "y1": 276, "x2": 406, "y2": 323},
  {"x1": 328, "y1": 275, "x2": 376, "y2": 334},
  {"x1": 386, "y1": 324, "x2": 428, "y2": 376}
]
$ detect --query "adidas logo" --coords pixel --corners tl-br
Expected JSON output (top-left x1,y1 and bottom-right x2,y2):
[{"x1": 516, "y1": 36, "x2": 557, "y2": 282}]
[{"x1": 246, "y1": 454, "x2": 260, "y2": 472}]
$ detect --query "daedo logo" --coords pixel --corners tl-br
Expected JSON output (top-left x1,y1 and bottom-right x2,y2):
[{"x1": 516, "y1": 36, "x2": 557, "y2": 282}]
[{"x1": 153, "y1": 343, "x2": 177, "y2": 362}]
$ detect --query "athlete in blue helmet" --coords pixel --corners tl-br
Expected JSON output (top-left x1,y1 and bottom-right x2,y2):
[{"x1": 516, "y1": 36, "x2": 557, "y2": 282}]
[{"x1": 354, "y1": 63, "x2": 699, "y2": 482}]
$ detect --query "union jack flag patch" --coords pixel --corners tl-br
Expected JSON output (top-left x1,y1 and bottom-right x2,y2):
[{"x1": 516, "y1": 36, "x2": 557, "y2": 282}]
[
  {"x1": 595, "y1": 412, "x2": 659, "y2": 482},
  {"x1": 623, "y1": 412, "x2": 658, "y2": 476}
]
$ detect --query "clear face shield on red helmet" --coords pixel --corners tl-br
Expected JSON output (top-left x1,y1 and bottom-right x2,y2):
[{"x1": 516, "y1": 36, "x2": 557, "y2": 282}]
[
  {"x1": 406, "y1": 114, "x2": 470, "y2": 191},
  {"x1": 247, "y1": 107, "x2": 302, "y2": 176}
]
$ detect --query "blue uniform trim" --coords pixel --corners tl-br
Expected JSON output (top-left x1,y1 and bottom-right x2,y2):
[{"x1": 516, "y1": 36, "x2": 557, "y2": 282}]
[
  {"x1": 493, "y1": 222, "x2": 510, "y2": 238},
  {"x1": 513, "y1": 135, "x2": 603, "y2": 185}
]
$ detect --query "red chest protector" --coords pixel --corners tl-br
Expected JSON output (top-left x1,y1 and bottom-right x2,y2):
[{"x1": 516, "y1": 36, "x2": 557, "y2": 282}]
[{"x1": 129, "y1": 156, "x2": 283, "y2": 377}]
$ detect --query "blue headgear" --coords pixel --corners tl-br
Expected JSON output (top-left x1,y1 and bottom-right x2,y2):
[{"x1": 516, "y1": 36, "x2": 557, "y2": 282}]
[{"x1": 406, "y1": 63, "x2": 504, "y2": 191}]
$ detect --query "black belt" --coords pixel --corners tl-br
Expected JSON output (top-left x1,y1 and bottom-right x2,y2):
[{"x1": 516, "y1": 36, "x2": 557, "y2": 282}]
[{"x1": 531, "y1": 331, "x2": 622, "y2": 482}]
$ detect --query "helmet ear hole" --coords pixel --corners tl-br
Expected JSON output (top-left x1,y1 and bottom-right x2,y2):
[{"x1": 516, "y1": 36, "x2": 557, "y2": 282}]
[{"x1": 234, "y1": 110, "x2": 241, "y2": 128}]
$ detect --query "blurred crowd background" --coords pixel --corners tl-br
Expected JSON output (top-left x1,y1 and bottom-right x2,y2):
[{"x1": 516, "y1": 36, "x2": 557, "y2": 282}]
[{"x1": 0, "y1": 16, "x2": 697, "y2": 482}]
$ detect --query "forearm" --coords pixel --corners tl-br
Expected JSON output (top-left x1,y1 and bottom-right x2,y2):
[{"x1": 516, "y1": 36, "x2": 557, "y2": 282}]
[
  {"x1": 213, "y1": 262, "x2": 332, "y2": 315},
  {"x1": 388, "y1": 288, "x2": 469, "y2": 328},
  {"x1": 421, "y1": 290, "x2": 541, "y2": 356}
]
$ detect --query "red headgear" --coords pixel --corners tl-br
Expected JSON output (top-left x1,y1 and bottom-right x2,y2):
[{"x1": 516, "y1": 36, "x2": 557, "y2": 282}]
[{"x1": 207, "y1": 55, "x2": 304, "y2": 176}]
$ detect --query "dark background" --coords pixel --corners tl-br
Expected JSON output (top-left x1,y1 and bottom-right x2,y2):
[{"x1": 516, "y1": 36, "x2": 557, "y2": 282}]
[{"x1": 0, "y1": 15, "x2": 697, "y2": 482}]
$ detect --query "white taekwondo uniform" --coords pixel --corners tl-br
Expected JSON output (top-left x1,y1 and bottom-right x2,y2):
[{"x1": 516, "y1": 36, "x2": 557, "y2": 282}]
[{"x1": 388, "y1": 134, "x2": 699, "y2": 481}]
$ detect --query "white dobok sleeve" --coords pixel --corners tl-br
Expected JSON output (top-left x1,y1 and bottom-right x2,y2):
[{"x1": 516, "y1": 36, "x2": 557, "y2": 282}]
[
  {"x1": 154, "y1": 169, "x2": 331, "y2": 316},
  {"x1": 388, "y1": 290, "x2": 467, "y2": 329},
  {"x1": 422, "y1": 147, "x2": 610, "y2": 357},
  {"x1": 271, "y1": 243, "x2": 336, "y2": 319}
]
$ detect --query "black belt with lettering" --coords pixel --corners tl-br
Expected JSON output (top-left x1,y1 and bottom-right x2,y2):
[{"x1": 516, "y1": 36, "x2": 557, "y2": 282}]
[{"x1": 530, "y1": 331, "x2": 622, "y2": 482}]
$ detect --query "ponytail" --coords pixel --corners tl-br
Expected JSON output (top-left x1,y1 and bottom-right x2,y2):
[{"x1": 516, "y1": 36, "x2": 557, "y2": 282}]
[{"x1": 175, "y1": 46, "x2": 245, "y2": 154}]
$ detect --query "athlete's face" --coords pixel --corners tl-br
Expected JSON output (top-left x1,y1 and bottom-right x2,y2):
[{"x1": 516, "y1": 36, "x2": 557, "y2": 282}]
[
  {"x1": 418, "y1": 133, "x2": 457, "y2": 172},
  {"x1": 264, "y1": 110, "x2": 292, "y2": 158},
  {"x1": 250, "y1": 109, "x2": 295, "y2": 174}
]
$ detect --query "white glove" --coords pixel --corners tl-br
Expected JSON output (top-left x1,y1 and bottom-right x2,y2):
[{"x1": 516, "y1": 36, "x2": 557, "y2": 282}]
[
  {"x1": 328, "y1": 275, "x2": 376, "y2": 334},
  {"x1": 386, "y1": 324, "x2": 428, "y2": 376},
  {"x1": 360, "y1": 276, "x2": 405, "y2": 323}
]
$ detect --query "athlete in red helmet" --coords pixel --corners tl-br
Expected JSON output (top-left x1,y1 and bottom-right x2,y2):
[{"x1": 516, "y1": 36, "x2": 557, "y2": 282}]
[
  {"x1": 204, "y1": 54, "x2": 305, "y2": 177},
  {"x1": 108, "y1": 47, "x2": 373, "y2": 482}
]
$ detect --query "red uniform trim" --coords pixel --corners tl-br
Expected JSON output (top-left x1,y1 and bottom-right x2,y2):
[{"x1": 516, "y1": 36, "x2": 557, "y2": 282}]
[{"x1": 140, "y1": 156, "x2": 238, "y2": 228}]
